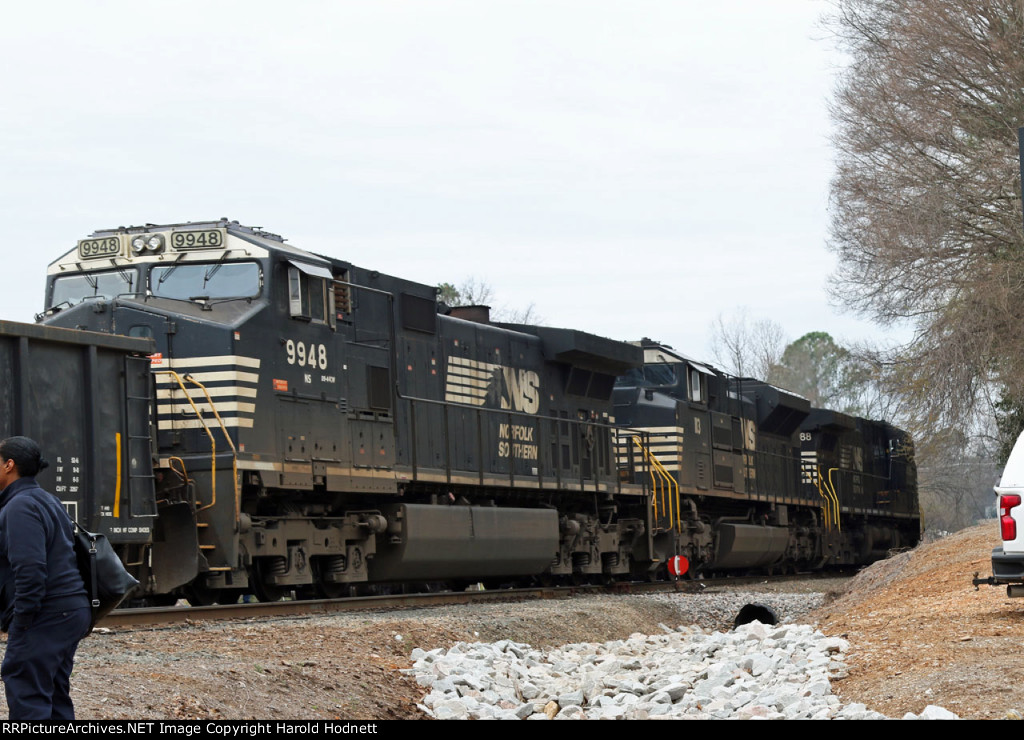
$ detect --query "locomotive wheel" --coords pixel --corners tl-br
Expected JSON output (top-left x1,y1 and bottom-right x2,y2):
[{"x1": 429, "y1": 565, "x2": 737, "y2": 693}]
[
  {"x1": 184, "y1": 581, "x2": 227, "y2": 606},
  {"x1": 311, "y1": 559, "x2": 345, "y2": 599},
  {"x1": 315, "y1": 583, "x2": 344, "y2": 599},
  {"x1": 250, "y1": 560, "x2": 290, "y2": 602},
  {"x1": 684, "y1": 565, "x2": 705, "y2": 581},
  {"x1": 251, "y1": 578, "x2": 289, "y2": 602}
]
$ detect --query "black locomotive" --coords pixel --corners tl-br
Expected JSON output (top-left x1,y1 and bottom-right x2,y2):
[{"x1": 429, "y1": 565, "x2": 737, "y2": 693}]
[
  {"x1": 5, "y1": 219, "x2": 919, "y2": 603},
  {"x1": 613, "y1": 340, "x2": 919, "y2": 576}
]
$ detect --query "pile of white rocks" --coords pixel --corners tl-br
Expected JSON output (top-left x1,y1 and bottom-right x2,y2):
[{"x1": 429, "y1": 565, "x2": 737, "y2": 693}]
[{"x1": 409, "y1": 620, "x2": 958, "y2": 720}]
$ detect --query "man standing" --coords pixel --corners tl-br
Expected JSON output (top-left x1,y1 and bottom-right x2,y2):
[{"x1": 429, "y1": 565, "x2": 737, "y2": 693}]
[{"x1": 0, "y1": 436, "x2": 90, "y2": 720}]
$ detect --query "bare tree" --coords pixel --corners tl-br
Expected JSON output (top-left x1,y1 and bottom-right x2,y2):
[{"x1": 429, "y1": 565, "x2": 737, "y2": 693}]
[
  {"x1": 836, "y1": 343, "x2": 912, "y2": 421},
  {"x1": 828, "y1": 0, "x2": 1024, "y2": 438},
  {"x1": 915, "y1": 429, "x2": 1000, "y2": 533},
  {"x1": 499, "y1": 303, "x2": 540, "y2": 324},
  {"x1": 709, "y1": 309, "x2": 787, "y2": 379},
  {"x1": 437, "y1": 277, "x2": 540, "y2": 324}
]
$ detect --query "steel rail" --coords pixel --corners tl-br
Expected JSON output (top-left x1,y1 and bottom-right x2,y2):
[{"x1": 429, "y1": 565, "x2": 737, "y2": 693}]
[{"x1": 97, "y1": 573, "x2": 848, "y2": 629}]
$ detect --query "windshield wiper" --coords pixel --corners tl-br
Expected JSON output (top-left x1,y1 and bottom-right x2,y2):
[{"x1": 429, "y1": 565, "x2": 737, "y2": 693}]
[
  {"x1": 203, "y1": 262, "x2": 224, "y2": 289},
  {"x1": 157, "y1": 252, "x2": 188, "y2": 285},
  {"x1": 115, "y1": 266, "x2": 134, "y2": 291}
]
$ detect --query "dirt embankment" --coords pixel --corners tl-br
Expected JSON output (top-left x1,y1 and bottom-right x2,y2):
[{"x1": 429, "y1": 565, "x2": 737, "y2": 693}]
[{"x1": 811, "y1": 523, "x2": 1024, "y2": 719}]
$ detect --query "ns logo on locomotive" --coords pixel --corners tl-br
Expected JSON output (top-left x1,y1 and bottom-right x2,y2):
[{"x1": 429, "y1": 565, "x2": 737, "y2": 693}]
[{"x1": 0, "y1": 219, "x2": 920, "y2": 605}]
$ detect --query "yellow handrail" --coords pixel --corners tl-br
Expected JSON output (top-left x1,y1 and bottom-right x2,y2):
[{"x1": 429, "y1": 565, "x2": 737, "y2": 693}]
[
  {"x1": 826, "y1": 467, "x2": 842, "y2": 532},
  {"x1": 153, "y1": 370, "x2": 240, "y2": 520},
  {"x1": 631, "y1": 436, "x2": 662, "y2": 520},
  {"x1": 815, "y1": 466, "x2": 832, "y2": 531},
  {"x1": 631, "y1": 436, "x2": 681, "y2": 533},
  {"x1": 113, "y1": 432, "x2": 122, "y2": 517},
  {"x1": 183, "y1": 373, "x2": 240, "y2": 521},
  {"x1": 167, "y1": 456, "x2": 190, "y2": 488}
]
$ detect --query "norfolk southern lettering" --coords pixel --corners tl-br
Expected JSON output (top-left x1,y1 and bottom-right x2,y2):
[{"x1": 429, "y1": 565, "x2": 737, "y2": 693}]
[
  {"x1": 497, "y1": 422, "x2": 538, "y2": 460},
  {"x1": 444, "y1": 357, "x2": 541, "y2": 414}
]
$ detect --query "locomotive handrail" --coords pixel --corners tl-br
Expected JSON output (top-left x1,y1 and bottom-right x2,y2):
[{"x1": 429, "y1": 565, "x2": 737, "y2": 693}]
[
  {"x1": 653, "y1": 446, "x2": 679, "y2": 533},
  {"x1": 631, "y1": 435, "x2": 681, "y2": 533},
  {"x1": 182, "y1": 373, "x2": 240, "y2": 521},
  {"x1": 629, "y1": 436, "x2": 662, "y2": 519},
  {"x1": 814, "y1": 469, "x2": 833, "y2": 530},
  {"x1": 813, "y1": 466, "x2": 843, "y2": 531},
  {"x1": 166, "y1": 456, "x2": 194, "y2": 508},
  {"x1": 636, "y1": 441, "x2": 662, "y2": 518},
  {"x1": 826, "y1": 467, "x2": 842, "y2": 532},
  {"x1": 647, "y1": 444, "x2": 668, "y2": 524},
  {"x1": 152, "y1": 370, "x2": 240, "y2": 521},
  {"x1": 154, "y1": 370, "x2": 218, "y2": 512}
]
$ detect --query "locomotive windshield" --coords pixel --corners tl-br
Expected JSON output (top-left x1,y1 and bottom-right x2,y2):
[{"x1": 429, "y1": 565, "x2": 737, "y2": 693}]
[
  {"x1": 150, "y1": 262, "x2": 261, "y2": 300},
  {"x1": 50, "y1": 268, "x2": 138, "y2": 307},
  {"x1": 614, "y1": 363, "x2": 678, "y2": 387}
]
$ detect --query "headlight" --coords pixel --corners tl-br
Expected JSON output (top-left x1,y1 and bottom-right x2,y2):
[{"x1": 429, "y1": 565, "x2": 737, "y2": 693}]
[{"x1": 130, "y1": 234, "x2": 165, "y2": 255}]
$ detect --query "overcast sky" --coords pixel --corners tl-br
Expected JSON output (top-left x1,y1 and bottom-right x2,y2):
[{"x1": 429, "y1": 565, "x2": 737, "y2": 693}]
[{"x1": 0, "y1": 0, "x2": 896, "y2": 362}]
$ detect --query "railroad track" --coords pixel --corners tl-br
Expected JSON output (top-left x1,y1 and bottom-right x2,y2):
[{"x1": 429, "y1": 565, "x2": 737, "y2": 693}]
[
  {"x1": 98, "y1": 572, "x2": 844, "y2": 629},
  {"x1": 99, "y1": 583, "x2": 662, "y2": 628}
]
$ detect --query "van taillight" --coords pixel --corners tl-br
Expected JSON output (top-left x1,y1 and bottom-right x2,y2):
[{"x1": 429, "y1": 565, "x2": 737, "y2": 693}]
[{"x1": 1001, "y1": 494, "x2": 1021, "y2": 540}]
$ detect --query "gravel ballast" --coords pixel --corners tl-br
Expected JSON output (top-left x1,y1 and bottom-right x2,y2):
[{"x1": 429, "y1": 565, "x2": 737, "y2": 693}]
[{"x1": 408, "y1": 590, "x2": 958, "y2": 720}]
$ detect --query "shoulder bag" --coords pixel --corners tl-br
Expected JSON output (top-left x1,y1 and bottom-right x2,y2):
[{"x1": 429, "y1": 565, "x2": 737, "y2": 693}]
[{"x1": 72, "y1": 520, "x2": 140, "y2": 629}]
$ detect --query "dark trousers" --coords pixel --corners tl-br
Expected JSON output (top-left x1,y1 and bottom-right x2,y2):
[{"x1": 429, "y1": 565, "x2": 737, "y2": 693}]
[{"x1": 2, "y1": 606, "x2": 91, "y2": 720}]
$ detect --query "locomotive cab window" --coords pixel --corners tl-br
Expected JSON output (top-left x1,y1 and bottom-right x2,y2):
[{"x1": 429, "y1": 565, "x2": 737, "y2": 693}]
[
  {"x1": 50, "y1": 268, "x2": 138, "y2": 308},
  {"x1": 287, "y1": 261, "x2": 335, "y2": 327},
  {"x1": 690, "y1": 368, "x2": 705, "y2": 404},
  {"x1": 151, "y1": 262, "x2": 261, "y2": 301},
  {"x1": 614, "y1": 363, "x2": 677, "y2": 388}
]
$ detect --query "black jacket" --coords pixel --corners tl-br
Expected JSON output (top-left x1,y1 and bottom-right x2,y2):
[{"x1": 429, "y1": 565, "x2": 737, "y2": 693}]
[{"x1": 0, "y1": 477, "x2": 87, "y2": 631}]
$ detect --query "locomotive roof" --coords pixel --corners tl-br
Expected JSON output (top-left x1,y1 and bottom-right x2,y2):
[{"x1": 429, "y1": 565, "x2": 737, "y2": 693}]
[
  {"x1": 87, "y1": 219, "x2": 339, "y2": 266},
  {"x1": 49, "y1": 219, "x2": 356, "y2": 278},
  {"x1": 90, "y1": 219, "x2": 286, "y2": 243},
  {"x1": 629, "y1": 339, "x2": 717, "y2": 375}
]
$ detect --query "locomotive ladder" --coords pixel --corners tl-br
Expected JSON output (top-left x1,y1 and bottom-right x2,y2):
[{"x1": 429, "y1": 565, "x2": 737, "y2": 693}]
[
  {"x1": 153, "y1": 370, "x2": 241, "y2": 573},
  {"x1": 120, "y1": 366, "x2": 157, "y2": 519},
  {"x1": 631, "y1": 436, "x2": 681, "y2": 533}
]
